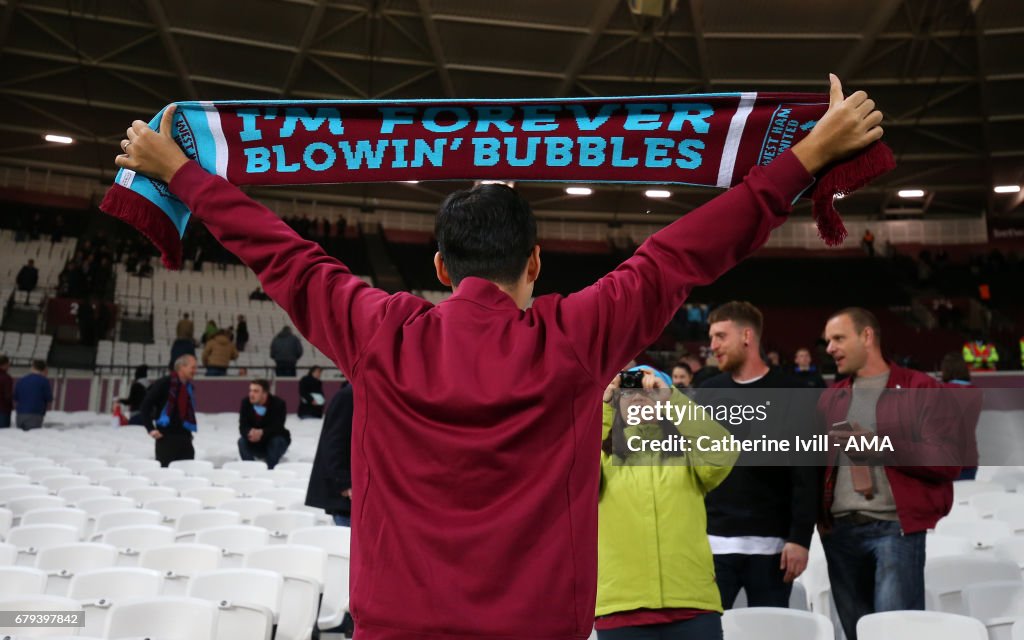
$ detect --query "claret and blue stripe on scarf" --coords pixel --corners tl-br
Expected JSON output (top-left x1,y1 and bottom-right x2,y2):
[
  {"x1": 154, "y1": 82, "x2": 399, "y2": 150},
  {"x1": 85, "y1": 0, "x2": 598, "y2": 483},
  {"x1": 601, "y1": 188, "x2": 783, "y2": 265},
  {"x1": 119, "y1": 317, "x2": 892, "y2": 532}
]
[{"x1": 101, "y1": 94, "x2": 895, "y2": 269}]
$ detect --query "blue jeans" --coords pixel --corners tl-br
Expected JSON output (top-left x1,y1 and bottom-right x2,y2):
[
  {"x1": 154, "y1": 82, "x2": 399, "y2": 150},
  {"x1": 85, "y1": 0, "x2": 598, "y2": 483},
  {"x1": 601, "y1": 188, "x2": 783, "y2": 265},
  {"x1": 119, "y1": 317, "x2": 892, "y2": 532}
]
[
  {"x1": 0, "y1": 412, "x2": 10, "y2": 428},
  {"x1": 597, "y1": 613, "x2": 722, "y2": 639},
  {"x1": 205, "y1": 367, "x2": 227, "y2": 376},
  {"x1": 713, "y1": 553, "x2": 791, "y2": 609},
  {"x1": 957, "y1": 467, "x2": 978, "y2": 480},
  {"x1": 238, "y1": 435, "x2": 290, "y2": 469},
  {"x1": 822, "y1": 518, "x2": 925, "y2": 640},
  {"x1": 333, "y1": 514, "x2": 351, "y2": 527}
]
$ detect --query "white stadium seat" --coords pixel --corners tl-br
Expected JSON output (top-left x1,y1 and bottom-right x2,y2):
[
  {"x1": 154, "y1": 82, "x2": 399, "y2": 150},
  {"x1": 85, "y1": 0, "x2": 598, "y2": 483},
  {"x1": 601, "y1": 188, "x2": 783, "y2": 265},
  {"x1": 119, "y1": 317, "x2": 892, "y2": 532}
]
[
  {"x1": 995, "y1": 538, "x2": 1024, "y2": 575},
  {"x1": 6, "y1": 524, "x2": 80, "y2": 564},
  {"x1": 57, "y1": 485, "x2": 114, "y2": 505},
  {"x1": 253, "y1": 510, "x2": 317, "y2": 540},
  {"x1": 39, "y1": 474, "x2": 90, "y2": 494},
  {"x1": 289, "y1": 526, "x2": 351, "y2": 629},
  {"x1": 857, "y1": 610, "x2": 987, "y2": 640},
  {"x1": 143, "y1": 497, "x2": 203, "y2": 525},
  {"x1": 962, "y1": 580, "x2": 1024, "y2": 640},
  {"x1": 197, "y1": 526, "x2": 271, "y2": 567},
  {"x1": 7, "y1": 495, "x2": 67, "y2": 519},
  {"x1": 227, "y1": 478, "x2": 275, "y2": 497},
  {"x1": 0, "y1": 474, "x2": 32, "y2": 488},
  {"x1": 969, "y1": 492, "x2": 1024, "y2": 518},
  {"x1": 926, "y1": 533, "x2": 975, "y2": 559},
  {"x1": 100, "y1": 475, "x2": 153, "y2": 495},
  {"x1": 20, "y1": 508, "x2": 88, "y2": 539},
  {"x1": 0, "y1": 542, "x2": 16, "y2": 566},
  {"x1": 139, "y1": 543, "x2": 224, "y2": 596},
  {"x1": 188, "y1": 569, "x2": 284, "y2": 640},
  {"x1": 182, "y1": 487, "x2": 237, "y2": 509},
  {"x1": 162, "y1": 476, "x2": 214, "y2": 492},
  {"x1": 103, "y1": 596, "x2": 219, "y2": 640},
  {"x1": 954, "y1": 481, "x2": 1006, "y2": 505},
  {"x1": 926, "y1": 556, "x2": 1022, "y2": 614},
  {"x1": 723, "y1": 607, "x2": 833, "y2": 640},
  {"x1": 244, "y1": 545, "x2": 327, "y2": 640},
  {"x1": 935, "y1": 519, "x2": 1014, "y2": 550},
  {"x1": 35, "y1": 542, "x2": 119, "y2": 595},
  {"x1": 101, "y1": 525, "x2": 177, "y2": 566},
  {"x1": 92, "y1": 509, "x2": 164, "y2": 538},
  {"x1": 255, "y1": 488, "x2": 306, "y2": 510},
  {"x1": 169, "y1": 460, "x2": 215, "y2": 476},
  {"x1": 123, "y1": 486, "x2": 178, "y2": 505},
  {"x1": 220, "y1": 498, "x2": 276, "y2": 524},
  {"x1": 223, "y1": 460, "x2": 269, "y2": 477},
  {"x1": 0, "y1": 565, "x2": 48, "y2": 597},
  {"x1": 69, "y1": 567, "x2": 164, "y2": 637},
  {"x1": 81, "y1": 467, "x2": 132, "y2": 484},
  {"x1": 0, "y1": 506, "x2": 12, "y2": 540},
  {"x1": 116, "y1": 459, "x2": 161, "y2": 474}
]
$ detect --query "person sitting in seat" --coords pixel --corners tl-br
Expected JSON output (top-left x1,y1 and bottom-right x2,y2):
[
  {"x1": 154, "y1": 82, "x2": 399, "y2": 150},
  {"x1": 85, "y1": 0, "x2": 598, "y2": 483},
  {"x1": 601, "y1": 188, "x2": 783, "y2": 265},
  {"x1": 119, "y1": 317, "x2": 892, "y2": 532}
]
[{"x1": 238, "y1": 379, "x2": 290, "y2": 469}]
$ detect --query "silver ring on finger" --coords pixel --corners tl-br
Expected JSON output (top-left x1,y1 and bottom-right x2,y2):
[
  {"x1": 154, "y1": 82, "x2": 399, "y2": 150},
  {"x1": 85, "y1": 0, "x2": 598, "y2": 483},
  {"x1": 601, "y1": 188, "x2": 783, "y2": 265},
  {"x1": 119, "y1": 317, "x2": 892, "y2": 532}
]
[{"x1": 121, "y1": 140, "x2": 132, "y2": 152}]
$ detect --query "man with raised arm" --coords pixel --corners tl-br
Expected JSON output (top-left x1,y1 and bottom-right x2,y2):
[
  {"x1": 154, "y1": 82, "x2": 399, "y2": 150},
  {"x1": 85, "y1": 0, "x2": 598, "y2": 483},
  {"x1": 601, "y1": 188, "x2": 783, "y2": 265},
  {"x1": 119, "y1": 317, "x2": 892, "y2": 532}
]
[{"x1": 114, "y1": 76, "x2": 883, "y2": 640}]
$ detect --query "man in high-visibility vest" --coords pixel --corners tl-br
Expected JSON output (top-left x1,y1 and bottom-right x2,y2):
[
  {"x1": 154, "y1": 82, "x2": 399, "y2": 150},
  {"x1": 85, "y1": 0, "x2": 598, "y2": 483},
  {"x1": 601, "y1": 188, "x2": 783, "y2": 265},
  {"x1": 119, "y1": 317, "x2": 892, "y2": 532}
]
[{"x1": 962, "y1": 339, "x2": 999, "y2": 372}]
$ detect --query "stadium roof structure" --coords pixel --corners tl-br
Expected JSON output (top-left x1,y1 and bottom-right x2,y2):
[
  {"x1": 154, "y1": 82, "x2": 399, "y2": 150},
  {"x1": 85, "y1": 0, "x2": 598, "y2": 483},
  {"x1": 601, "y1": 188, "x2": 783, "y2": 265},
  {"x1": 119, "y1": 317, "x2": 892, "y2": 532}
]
[{"x1": 0, "y1": 0, "x2": 1021, "y2": 222}]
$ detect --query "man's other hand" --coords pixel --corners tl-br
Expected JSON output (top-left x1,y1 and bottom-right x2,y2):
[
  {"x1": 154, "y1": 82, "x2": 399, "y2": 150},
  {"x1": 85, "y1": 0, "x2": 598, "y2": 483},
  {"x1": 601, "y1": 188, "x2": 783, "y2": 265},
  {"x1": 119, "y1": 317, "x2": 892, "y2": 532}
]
[{"x1": 780, "y1": 542, "x2": 809, "y2": 583}]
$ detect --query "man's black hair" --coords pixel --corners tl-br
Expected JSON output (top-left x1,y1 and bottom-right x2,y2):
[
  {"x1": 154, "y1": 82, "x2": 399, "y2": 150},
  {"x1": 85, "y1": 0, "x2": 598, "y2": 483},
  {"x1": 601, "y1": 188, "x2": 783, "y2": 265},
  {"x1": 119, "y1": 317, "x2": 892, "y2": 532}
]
[{"x1": 435, "y1": 183, "x2": 537, "y2": 286}]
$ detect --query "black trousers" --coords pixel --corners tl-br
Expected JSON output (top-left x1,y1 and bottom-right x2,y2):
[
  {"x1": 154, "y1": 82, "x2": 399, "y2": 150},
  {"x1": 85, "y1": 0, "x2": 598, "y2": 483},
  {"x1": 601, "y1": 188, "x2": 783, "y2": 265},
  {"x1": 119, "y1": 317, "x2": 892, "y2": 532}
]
[
  {"x1": 713, "y1": 553, "x2": 791, "y2": 609},
  {"x1": 155, "y1": 428, "x2": 195, "y2": 467}
]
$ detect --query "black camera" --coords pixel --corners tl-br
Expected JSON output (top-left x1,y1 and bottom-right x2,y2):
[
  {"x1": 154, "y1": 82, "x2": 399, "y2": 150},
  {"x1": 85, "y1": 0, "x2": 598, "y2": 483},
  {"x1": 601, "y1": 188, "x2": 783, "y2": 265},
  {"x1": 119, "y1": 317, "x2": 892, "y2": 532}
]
[{"x1": 619, "y1": 370, "x2": 644, "y2": 389}]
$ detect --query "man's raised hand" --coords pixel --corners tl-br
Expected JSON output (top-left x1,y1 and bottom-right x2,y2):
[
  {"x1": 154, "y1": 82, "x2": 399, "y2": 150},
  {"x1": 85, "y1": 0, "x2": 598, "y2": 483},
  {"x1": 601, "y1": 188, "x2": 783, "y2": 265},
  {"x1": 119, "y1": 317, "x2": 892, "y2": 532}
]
[
  {"x1": 792, "y1": 74, "x2": 884, "y2": 175},
  {"x1": 115, "y1": 104, "x2": 190, "y2": 184}
]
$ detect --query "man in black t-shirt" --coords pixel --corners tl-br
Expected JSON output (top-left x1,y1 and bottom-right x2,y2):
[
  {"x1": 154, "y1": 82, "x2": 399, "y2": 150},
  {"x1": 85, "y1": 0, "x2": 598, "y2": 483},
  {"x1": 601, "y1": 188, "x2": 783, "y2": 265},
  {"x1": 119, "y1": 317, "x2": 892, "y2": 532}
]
[{"x1": 699, "y1": 301, "x2": 819, "y2": 609}]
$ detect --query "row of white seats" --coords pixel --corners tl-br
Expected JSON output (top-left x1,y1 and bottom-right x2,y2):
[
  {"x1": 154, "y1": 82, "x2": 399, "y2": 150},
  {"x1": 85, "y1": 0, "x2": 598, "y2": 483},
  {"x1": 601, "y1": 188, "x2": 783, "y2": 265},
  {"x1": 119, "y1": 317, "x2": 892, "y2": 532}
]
[
  {"x1": 0, "y1": 332, "x2": 52, "y2": 361},
  {"x1": 721, "y1": 607, "x2": 996, "y2": 640},
  {"x1": 1, "y1": 468, "x2": 306, "y2": 491},
  {"x1": 0, "y1": 456, "x2": 312, "y2": 477},
  {"x1": 0, "y1": 332, "x2": 53, "y2": 349},
  {"x1": 0, "y1": 532, "x2": 343, "y2": 639},
  {"x1": 0, "y1": 236, "x2": 76, "y2": 284},
  {"x1": 0, "y1": 602, "x2": 1008, "y2": 640},
  {"x1": 0, "y1": 416, "x2": 323, "y2": 466},
  {"x1": 0, "y1": 493, "x2": 320, "y2": 535}
]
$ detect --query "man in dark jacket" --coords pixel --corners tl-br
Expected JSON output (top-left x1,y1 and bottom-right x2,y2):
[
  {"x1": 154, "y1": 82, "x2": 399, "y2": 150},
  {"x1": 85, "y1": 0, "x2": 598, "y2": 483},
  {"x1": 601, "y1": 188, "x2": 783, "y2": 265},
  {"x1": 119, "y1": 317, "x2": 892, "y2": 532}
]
[
  {"x1": 819, "y1": 307, "x2": 960, "y2": 640},
  {"x1": 0, "y1": 355, "x2": 13, "y2": 428},
  {"x1": 307, "y1": 383, "x2": 353, "y2": 525},
  {"x1": 306, "y1": 383, "x2": 354, "y2": 636},
  {"x1": 16, "y1": 259, "x2": 38, "y2": 303},
  {"x1": 140, "y1": 354, "x2": 198, "y2": 467},
  {"x1": 298, "y1": 366, "x2": 325, "y2": 419},
  {"x1": 168, "y1": 337, "x2": 196, "y2": 372},
  {"x1": 270, "y1": 326, "x2": 303, "y2": 376},
  {"x1": 238, "y1": 379, "x2": 290, "y2": 469}
]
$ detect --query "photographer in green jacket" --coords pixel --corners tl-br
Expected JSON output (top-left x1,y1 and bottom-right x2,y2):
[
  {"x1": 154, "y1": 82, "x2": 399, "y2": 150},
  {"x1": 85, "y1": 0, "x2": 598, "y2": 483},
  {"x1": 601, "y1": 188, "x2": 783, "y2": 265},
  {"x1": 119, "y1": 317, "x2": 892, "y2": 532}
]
[{"x1": 597, "y1": 366, "x2": 738, "y2": 639}]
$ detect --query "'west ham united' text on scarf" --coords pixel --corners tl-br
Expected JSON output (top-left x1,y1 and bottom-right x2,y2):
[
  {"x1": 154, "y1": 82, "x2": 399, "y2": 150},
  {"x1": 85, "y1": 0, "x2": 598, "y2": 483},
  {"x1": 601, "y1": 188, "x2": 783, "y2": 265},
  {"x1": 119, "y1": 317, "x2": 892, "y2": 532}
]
[{"x1": 100, "y1": 93, "x2": 895, "y2": 269}]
